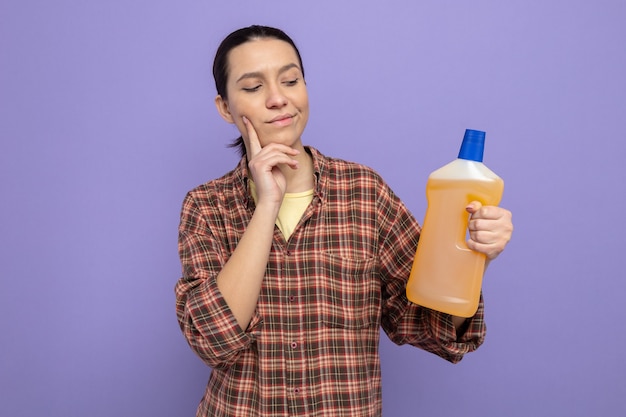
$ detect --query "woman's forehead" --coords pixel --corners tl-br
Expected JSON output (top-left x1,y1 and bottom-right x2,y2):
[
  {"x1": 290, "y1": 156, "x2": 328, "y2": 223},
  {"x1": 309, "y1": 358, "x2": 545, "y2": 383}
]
[{"x1": 227, "y1": 38, "x2": 301, "y2": 78}]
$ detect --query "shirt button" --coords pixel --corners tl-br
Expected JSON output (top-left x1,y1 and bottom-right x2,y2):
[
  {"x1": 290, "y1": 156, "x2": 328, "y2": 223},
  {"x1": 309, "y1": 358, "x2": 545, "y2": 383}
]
[
  {"x1": 290, "y1": 342, "x2": 298, "y2": 349},
  {"x1": 293, "y1": 388, "x2": 301, "y2": 394},
  {"x1": 289, "y1": 295, "x2": 296, "y2": 302}
]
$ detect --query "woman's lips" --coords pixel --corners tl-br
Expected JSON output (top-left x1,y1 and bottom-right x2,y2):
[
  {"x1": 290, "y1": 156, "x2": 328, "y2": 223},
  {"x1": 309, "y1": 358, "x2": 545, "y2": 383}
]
[{"x1": 268, "y1": 114, "x2": 294, "y2": 126}]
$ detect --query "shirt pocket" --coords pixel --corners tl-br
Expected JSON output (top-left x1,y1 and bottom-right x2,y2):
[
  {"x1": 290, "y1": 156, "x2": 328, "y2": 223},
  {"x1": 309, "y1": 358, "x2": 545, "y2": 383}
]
[{"x1": 318, "y1": 252, "x2": 380, "y2": 330}]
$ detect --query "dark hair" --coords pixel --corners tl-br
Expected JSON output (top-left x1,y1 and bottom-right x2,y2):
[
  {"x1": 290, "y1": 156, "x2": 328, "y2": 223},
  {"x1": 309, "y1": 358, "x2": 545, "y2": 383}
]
[{"x1": 212, "y1": 25, "x2": 305, "y2": 157}]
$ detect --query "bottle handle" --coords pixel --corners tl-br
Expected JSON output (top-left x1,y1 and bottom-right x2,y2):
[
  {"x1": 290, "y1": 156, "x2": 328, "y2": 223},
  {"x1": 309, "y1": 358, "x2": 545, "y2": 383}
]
[
  {"x1": 460, "y1": 197, "x2": 485, "y2": 252},
  {"x1": 459, "y1": 207, "x2": 473, "y2": 251}
]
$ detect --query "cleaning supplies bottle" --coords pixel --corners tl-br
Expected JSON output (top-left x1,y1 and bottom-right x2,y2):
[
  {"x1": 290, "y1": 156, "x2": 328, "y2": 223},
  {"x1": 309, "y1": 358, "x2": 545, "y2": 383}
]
[{"x1": 406, "y1": 129, "x2": 504, "y2": 317}]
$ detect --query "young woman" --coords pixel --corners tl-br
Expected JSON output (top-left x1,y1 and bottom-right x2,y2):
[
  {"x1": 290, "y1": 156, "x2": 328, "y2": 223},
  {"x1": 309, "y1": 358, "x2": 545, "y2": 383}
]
[{"x1": 175, "y1": 25, "x2": 513, "y2": 417}]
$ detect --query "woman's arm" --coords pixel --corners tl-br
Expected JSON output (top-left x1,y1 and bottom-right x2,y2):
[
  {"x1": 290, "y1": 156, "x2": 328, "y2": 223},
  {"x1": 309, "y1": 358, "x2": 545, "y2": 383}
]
[
  {"x1": 216, "y1": 116, "x2": 300, "y2": 329},
  {"x1": 215, "y1": 200, "x2": 278, "y2": 329}
]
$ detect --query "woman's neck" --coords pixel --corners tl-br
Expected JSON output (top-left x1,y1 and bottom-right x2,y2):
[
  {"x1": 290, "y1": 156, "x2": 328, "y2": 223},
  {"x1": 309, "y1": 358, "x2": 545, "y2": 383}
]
[{"x1": 281, "y1": 147, "x2": 314, "y2": 193}]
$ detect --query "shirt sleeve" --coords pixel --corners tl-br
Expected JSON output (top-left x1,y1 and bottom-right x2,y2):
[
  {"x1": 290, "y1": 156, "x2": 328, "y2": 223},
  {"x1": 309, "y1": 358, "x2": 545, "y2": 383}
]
[
  {"x1": 375, "y1": 179, "x2": 486, "y2": 363},
  {"x1": 175, "y1": 191, "x2": 262, "y2": 369}
]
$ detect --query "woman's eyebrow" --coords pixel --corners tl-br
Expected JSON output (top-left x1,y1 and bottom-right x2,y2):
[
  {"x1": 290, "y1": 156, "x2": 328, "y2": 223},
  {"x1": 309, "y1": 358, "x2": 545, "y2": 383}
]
[{"x1": 236, "y1": 63, "x2": 301, "y2": 83}]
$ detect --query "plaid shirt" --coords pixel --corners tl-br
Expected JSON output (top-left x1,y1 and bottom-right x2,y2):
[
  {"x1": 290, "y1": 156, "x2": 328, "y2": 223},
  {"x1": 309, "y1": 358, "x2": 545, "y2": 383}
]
[{"x1": 175, "y1": 146, "x2": 485, "y2": 417}]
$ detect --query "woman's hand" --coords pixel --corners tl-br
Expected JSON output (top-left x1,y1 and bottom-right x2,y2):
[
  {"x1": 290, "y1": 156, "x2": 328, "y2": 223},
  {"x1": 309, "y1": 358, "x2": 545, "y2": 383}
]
[
  {"x1": 466, "y1": 202, "x2": 513, "y2": 260},
  {"x1": 242, "y1": 116, "x2": 300, "y2": 206}
]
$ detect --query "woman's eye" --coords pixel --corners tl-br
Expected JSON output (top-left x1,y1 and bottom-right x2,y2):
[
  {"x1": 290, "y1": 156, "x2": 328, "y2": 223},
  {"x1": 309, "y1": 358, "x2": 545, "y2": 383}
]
[
  {"x1": 242, "y1": 85, "x2": 261, "y2": 92},
  {"x1": 284, "y1": 78, "x2": 300, "y2": 86}
]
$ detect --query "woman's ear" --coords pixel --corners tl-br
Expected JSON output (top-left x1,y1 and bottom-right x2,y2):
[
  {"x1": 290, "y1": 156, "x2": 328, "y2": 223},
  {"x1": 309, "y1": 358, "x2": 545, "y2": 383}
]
[{"x1": 215, "y1": 95, "x2": 235, "y2": 123}]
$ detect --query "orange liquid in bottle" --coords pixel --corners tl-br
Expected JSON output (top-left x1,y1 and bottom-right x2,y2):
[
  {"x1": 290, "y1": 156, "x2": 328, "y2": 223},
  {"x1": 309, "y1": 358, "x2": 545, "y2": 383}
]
[{"x1": 406, "y1": 130, "x2": 503, "y2": 317}]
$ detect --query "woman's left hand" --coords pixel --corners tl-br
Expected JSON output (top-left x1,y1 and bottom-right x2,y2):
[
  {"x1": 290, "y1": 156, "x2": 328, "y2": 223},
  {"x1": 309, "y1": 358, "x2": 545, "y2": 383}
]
[{"x1": 466, "y1": 202, "x2": 513, "y2": 260}]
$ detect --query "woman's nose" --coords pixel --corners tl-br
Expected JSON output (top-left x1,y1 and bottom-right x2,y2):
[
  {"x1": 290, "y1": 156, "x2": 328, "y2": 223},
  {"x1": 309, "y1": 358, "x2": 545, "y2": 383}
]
[{"x1": 265, "y1": 85, "x2": 288, "y2": 108}]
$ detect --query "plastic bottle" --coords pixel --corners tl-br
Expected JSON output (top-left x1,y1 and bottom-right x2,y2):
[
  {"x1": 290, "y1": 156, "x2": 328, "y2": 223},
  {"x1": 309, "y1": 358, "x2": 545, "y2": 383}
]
[{"x1": 406, "y1": 129, "x2": 504, "y2": 317}]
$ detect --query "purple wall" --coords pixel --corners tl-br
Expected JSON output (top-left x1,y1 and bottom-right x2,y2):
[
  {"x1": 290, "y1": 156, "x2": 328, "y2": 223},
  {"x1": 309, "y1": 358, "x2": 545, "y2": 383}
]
[{"x1": 2, "y1": 1, "x2": 625, "y2": 416}]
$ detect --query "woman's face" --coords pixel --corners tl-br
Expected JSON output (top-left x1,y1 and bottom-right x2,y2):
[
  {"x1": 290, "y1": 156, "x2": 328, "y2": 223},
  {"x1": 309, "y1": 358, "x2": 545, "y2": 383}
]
[{"x1": 216, "y1": 38, "x2": 309, "y2": 152}]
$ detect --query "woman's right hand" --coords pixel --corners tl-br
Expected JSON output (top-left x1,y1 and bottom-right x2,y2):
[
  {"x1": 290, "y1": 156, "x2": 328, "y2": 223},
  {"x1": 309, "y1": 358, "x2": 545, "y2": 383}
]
[{"x1": 242, "y1": 116, "x2": 300, "y2": 206}]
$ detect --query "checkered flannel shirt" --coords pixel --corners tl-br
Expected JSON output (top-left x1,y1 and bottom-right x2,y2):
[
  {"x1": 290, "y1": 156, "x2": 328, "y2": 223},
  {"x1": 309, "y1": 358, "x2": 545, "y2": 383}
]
[{"x1": 175, "y1": 146, "x2": 486, "y2": 417}]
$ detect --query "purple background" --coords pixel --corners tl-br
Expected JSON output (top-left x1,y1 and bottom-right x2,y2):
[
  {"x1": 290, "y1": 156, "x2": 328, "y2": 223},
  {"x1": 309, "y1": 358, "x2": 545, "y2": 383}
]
[{"x1": 1, "y1": 1, "x2": 625, "y2": 416}]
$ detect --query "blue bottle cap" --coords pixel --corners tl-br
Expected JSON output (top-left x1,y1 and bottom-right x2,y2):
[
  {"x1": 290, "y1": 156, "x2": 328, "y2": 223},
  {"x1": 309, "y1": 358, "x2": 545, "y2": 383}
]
[{"x1": 458, "y1": 129, "x2": 485, "y2": 162}]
